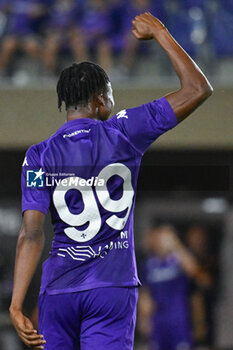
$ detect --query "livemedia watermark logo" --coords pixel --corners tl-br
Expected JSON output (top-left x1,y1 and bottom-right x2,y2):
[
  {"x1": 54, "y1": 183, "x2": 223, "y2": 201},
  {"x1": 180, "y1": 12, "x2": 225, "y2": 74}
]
[
  {"x1": 26, "y1": 168, "x2": 105, "y2": 188},
  {"x1": 26, "y1": 168, "x2": 45, "y2": 188}
]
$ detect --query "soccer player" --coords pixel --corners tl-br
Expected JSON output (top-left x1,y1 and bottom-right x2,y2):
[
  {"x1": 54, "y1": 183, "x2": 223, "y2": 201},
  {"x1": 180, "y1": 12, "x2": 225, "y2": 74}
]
[
  {"x1": 138, "y1": 225, "x2": 210, "y2": 350},
  {"x1": 43, "y1": 0, "x2": 87, "y2": 75},
  {"x1": 9, "y1": 12, "x2": 212, "y2": 350},
  {"x1": 0, "y1": 0, "x2": 45, "y2": 75}
]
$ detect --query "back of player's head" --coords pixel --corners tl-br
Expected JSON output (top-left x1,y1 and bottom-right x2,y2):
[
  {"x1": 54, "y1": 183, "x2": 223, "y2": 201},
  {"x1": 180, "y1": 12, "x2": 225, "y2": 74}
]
[{"x1": 57, "y1": 61, "x2": 110, "y2": 110}]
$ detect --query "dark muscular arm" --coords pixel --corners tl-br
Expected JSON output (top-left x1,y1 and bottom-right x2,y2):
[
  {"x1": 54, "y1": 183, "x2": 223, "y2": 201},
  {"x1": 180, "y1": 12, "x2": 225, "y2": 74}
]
[
  {"x1": 132, "y1": 12, "x2": 213, "y2": 123},
  {"x1": 9, "y1": 210, "x2": 46, "y2": 349}
]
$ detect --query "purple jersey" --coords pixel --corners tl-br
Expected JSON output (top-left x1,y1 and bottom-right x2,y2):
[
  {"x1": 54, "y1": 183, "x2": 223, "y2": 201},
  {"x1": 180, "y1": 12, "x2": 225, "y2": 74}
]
[
  {"x1": 6, "y1": 0, "x2": 44, "y2": 36},
  {"x1": 47, "y1": 0, "x2": 83, "y2": 30},
  {"x1": 142, "y1": 254, "x2": 191, "y2": 318},
  {"x1": 81, "y1": 4, "x2": 111, "y2": 42},
  {"x1": 21, "y1": 97, "x2": 177, "y2": 295},
  {"x1": 141, "y1": 254, "x2": 193, "y2": 349}
]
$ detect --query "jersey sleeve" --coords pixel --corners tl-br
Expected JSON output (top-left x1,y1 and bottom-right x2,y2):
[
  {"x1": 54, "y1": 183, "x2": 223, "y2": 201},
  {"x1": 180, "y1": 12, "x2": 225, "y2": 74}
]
[
  {"x1": 108, "y1": 97, "x2": 178, "y2": 154},
  {"x1": 21, "y1": 145, "x2": 51, "y2": 215}
]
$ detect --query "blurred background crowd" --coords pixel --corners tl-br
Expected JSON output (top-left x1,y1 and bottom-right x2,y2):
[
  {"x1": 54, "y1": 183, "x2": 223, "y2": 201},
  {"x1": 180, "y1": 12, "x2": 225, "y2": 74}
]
[
  {"x1": 0, "y1": 0, "x2": 232, "y2": 84},
  {"x1": 137, "y1": 222, "x2": 220, "y2": 350},
  {"x1": 0, "y1": 1, "x2": 233, "y2": 350},
  {"x1": 0, "y1": 215, "x2": 225, "y2": 350}
]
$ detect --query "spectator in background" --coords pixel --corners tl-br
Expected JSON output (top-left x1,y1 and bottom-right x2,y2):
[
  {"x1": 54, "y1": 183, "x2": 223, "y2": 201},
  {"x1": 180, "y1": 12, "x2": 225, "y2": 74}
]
[
  {"x1": 186, "y1": 225, "x2": 218, "y2": 350},
  {"x1": 121, "y1": 0, "x2": 153, "y2": 75},
  {"x1": 80, "y1": 0, "x2": 112, "y2": 73},
  {"x1": 0, "y1": 0, "x2": 9, "y2": 37},
  {"x1": 0, "y1": 0, "x2": 46, "y2": 75},
  {"x1": 43, "y1": 0, "x2": 87, "y2": 76},
  {"x1": 138, "y1": 224, "x2": 211, "y2": 350},
  {"x1": 107, "y1": 0, "x2": 128, "y2": 69}
]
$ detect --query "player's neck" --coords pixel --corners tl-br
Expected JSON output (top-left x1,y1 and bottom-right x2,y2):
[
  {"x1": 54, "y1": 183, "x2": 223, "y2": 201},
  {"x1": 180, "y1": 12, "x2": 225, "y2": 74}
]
[{"x1": 66, "y1": 105, "x2": 95, "y2": 122}]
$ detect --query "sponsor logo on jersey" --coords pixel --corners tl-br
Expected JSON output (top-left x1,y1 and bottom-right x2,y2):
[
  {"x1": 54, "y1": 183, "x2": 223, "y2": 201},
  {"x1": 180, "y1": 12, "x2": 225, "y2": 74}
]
[
  {"x1": 63, "y1": 128, "x2": 91, "y2": 138},
  {"x1": 116, "y1": 110, "x2": 128, "y2": 119},
  {"x1": 22, "y1": 156, "x2": 28, "y2": 167},
  {"x1": 57, "y1": 231, "x2": 129, "y2": 260}
]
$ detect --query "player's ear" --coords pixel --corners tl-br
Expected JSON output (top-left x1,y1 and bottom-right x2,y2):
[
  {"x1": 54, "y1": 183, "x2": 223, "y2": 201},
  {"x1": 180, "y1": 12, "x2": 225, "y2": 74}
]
[{"x1": 96, "y1": 93, "x2": 105, "y2": 107}]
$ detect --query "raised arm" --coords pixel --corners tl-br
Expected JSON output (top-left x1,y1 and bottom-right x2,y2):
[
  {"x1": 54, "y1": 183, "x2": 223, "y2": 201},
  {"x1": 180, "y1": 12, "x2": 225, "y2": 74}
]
[
  {"x1": 9, "y1": 210, "x2": 46, "y2": 349},
  {"x1": 159, "y1": 227, "x2": 212, "y2": 287},
  {"x1": 132, "y1": 12, "x2": 213, "y2": 123}
]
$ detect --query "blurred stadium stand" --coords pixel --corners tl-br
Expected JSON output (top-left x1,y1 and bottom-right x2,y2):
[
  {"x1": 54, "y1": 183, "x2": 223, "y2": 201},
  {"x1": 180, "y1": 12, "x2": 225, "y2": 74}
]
[
  {"x1": 0, "y1": 0, "x2": 231, "y2": 84},
  {"x1": 0, "y1": 1, "x2": 233, "y2": 350},
  {"x1": 210, "y1": 9, "x2": 233, "y2": 57}
]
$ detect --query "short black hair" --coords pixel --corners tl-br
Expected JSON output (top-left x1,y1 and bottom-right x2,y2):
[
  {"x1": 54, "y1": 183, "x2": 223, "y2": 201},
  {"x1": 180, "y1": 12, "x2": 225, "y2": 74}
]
[{"x1": 57, "y1": 61, "x2": 110, "y2": 110}]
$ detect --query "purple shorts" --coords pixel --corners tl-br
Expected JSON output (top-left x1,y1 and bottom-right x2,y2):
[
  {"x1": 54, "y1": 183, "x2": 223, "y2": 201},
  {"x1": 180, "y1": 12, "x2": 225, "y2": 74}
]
[
  {"x1": 39, "y1": 286, "x2": 138, "y2": 350},
  {"x1": 150, "y1": 317, "x2": 193, "y2": 350}
]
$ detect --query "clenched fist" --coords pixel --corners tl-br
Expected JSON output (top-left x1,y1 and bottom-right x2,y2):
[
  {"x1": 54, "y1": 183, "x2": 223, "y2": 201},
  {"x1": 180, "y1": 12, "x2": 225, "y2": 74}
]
[{"x1": 132, "y1": 12, "x2": 166, "y2": 40}]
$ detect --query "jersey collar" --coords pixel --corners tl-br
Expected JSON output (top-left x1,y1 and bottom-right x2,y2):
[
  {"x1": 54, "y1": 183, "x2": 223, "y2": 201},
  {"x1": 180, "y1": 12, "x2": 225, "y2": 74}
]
[{"x1": 57, "y1": 118, "x2": 97, "y2": 133}]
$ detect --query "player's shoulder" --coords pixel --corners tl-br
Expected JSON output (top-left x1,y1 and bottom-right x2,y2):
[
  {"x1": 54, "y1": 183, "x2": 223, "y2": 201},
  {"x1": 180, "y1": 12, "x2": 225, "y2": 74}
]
[
  {"x1": 104, "y1": 109, "x2": 129, "y2": 128},
  {"x1": 105, "y1": 98, "x2": 166, "y2": 125},
  {"x1": 24, "y1": 133, "x2": 54, "y2": 165},
  {"x1": 27, "y1": 122, "x2": 64, "y2": 155},
  {"x1": 104, "y1": 102, "x2": 146, "y2": 128},
  {"x1": 23, "y1": 144, "x2": 41, "y2": 168},
  {"x1": 26, "y1": 138, "x2": 48, "y2": 156}
]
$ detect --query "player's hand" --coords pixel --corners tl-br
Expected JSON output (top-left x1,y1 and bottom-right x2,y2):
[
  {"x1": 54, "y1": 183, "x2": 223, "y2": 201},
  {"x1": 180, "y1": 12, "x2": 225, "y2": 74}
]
[
  {"x1": 159, "y1": 229, "x2": 182, "y2": 253},
  {"x1": 9, "y1": 308, "x2": 46, "y2": 349},
  {"x1": 132, "y1": 12, "x2": 165, "y2": 40}
]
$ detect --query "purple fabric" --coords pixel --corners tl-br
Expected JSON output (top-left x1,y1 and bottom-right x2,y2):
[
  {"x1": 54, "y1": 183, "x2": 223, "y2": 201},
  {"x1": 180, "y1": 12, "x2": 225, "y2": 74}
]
[
  {"x1": 21, "y1": 97, "x2": 177, "y2": 295},
  {"x1": 47, "y1": 0, "x2": 82, "y2": 30},
  {"x1": 141, "y1": 254, "x2": 193, "y2": 349},
  {"x1": 39, "y1": 287, "x2": 138, "y2": 350},
  {"x1": 6, "y1": 0, "x2": 44, "y2": 36},
  {"x1": 81, "y1": 4, "x2": 111, "y2": 42}
]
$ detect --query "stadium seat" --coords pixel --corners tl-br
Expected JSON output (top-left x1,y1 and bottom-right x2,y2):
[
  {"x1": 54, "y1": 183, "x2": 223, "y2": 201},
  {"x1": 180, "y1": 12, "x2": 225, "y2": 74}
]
[
  {"x1": 151, "y1": 0, "x2": 168, "y2": 22},
  {"x1": 209, "y1": 9, "x2": 233, "y2": 57},
  {"x1": 168, "y1": 12, "x2": 198, "y2": 57},
  {"x1": 181, "y1": 0, "x2": 208, "y2": 10},
  {"x1": 165, "y1": 0, "x2": 208, "y2": 11},
  {"x1": 221, "y1": 0, "x2": 233, "y2": 13}
]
